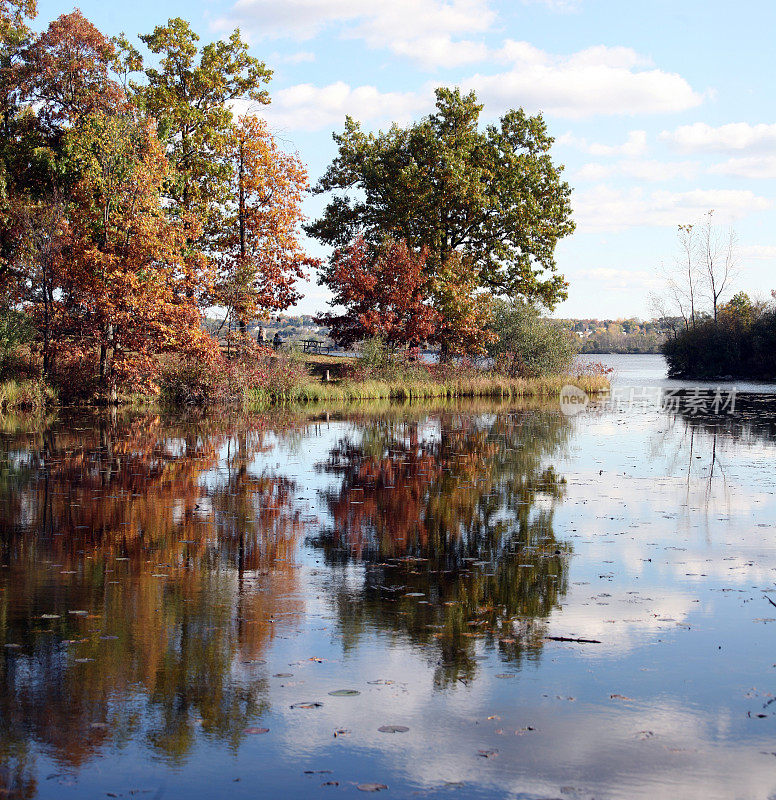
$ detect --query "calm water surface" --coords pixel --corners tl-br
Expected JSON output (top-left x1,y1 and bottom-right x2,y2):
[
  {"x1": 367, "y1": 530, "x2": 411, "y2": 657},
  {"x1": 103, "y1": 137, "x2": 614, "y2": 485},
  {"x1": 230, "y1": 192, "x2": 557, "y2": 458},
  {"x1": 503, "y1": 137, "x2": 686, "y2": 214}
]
[{"x1": 2, "y1": 356, "x2": 776, "y2": 799}]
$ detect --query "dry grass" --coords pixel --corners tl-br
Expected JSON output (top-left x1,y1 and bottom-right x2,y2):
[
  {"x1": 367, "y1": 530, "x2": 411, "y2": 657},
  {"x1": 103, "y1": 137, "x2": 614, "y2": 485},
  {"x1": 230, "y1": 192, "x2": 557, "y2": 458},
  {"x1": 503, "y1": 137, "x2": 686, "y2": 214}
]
[
  {"x1": 0, "y1": 379, "x2": 53, "y2": 413},
  {"x1": 245, "y1": 372, "x2": 609, "y2": 407}
]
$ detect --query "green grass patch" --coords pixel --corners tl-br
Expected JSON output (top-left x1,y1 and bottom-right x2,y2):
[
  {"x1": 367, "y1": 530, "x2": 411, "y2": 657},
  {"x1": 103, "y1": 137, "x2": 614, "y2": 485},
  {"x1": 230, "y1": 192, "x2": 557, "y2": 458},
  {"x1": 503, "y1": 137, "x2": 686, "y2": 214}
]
[{"x1": 244, "y1": 373, "x2": 609, "y2": 409}]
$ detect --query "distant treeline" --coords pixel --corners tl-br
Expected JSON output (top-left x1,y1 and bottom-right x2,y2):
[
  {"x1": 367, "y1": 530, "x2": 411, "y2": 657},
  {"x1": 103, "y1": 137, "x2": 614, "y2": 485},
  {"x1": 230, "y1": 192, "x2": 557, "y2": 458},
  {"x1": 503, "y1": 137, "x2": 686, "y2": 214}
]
[
  {"x1": 577, "y1": 332, "x2": 665, "y2": 354},
  {"x1": 555, "y1": 318, "x2": 668, "y2": 354},
  {"x1": 204, "y1": 315, "x2": 670, "y2": 354}
]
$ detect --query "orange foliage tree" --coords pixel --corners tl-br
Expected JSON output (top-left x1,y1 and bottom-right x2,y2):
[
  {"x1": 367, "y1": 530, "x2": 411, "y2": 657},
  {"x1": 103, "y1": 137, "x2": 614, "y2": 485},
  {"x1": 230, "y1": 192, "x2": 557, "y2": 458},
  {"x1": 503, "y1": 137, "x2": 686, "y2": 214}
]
[
  {"x1": 0, "y1": 9, "x2": 317, "y2": 400},
  {"x1": 56, "y1": 111, "x2": 216, "y2": 399},
  {"x1": 214, "y1": 115, "x2": 316, "y2": 333}
]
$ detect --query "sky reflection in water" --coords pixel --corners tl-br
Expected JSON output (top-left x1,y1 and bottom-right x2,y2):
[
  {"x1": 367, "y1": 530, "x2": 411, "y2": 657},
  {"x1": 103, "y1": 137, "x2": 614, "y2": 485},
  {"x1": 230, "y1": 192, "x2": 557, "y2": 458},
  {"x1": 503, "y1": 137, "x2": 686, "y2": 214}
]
[{"x1": 1, "y1": 389, "x2": 776, "y2": 799}]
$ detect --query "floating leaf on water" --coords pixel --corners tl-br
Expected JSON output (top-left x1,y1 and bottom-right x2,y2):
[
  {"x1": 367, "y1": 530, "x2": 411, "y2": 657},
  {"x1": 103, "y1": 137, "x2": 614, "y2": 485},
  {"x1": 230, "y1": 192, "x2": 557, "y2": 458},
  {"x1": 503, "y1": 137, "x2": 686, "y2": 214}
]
[
  {"x1": 378, "y1": 725, "x2": 409, "y2": 733},
  {"x1": 357, "y1": 784, "x2": 388, "y2": 792},
  {"x1": 477, "y1": 749, "x2": 499, "y2": 758},
  {"x1": 367, "y1": 680, "x2": 394, "y2": 685},
  {"x1": 244, "y1": 727, "x2": 270, "y2": 734},
  {"x1": 328, "y1": 689, "x2": 360, "y2": 696},
  {"x1": 290, "y1": 702, "x2": 323, "y2": 709},
  {"x1": 274, "y1": 673, "x2": 293, "y2": 678}
]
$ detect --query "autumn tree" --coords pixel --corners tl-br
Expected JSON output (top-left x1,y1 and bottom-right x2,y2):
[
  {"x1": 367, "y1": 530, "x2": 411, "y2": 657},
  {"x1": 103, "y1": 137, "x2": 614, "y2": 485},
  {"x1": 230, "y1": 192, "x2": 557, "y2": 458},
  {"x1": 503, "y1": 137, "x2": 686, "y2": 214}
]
[
  {"x1": 309, "y1": 87, "x2": 574, "y2": 309},
  {"x1": 17, "y1": 10, "x2": 123, "y2": 130},
  {"x1": 430, "y1": 252, "x2": 495, "y2": 356},
  {"x1": 0, "y1": 10, "x2": 124, "y2": 375},
  {"x1": 214, "y1": 115, "x2": 314, "y2": 333},
  {"x1": 316, "y1": 237, "x2": 439, "y2": 349},
  {"x1": 58, "y1": 110, "x2": 213, "y2": 398},
  {"x1": 136, "y1": 19, "x2": 272, "y2": 302}
]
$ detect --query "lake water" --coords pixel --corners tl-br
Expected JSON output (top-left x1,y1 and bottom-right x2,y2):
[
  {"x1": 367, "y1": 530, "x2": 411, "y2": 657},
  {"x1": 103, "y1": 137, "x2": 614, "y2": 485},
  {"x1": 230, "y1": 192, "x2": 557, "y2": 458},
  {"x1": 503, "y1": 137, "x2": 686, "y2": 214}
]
[{"x1": 2, "y1": 355, "x2": 776, "y2": 799}]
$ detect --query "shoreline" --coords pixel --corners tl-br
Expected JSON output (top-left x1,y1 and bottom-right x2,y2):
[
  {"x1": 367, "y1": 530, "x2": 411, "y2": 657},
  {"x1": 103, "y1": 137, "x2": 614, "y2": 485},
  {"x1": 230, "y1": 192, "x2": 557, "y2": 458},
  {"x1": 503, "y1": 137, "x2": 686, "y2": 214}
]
[{"x1": 0, "y1": 373, "x2": 610, "y2": 413}]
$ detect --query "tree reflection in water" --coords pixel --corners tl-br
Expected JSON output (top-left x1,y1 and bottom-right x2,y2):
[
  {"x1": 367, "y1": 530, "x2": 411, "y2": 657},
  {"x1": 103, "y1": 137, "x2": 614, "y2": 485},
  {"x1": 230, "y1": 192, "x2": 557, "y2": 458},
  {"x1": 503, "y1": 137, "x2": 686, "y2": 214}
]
[
  {"x1": 0, "y1": 411, "x2": 305, "y2": 796},
  {"x1": 0, "y1": 404, "x2": 577, "y2": 798},
  {"x1": 311, "y1": 410, "x2": 573, "y2": 687}
]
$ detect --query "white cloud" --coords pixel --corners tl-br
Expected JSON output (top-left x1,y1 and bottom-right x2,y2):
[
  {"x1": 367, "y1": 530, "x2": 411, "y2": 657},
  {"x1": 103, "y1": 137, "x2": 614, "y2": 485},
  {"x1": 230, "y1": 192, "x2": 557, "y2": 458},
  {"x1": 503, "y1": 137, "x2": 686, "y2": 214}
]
[
  {"x1": 522, "y1": 0, "x2": 581, "y2": 10},
  {"x1": 573, "y1": 186, "x2": 772, "y2": 232},
  {"x1": 464, "y1": 44, "x2": 703, "y2": 118},
  {"x1": 708, "y1": 154, "x2": 776, "y2": 179},
  {"x1": 740, "y1": 244, "x2": 776, "y2": 260},
  {"x1": 575, "y1": 159, "x2": 699, "y2": 182},
  {"x1": 218, "y1": 0, "x2": 495, "y2": 69},
  {"x1": 389, "y1": 36, "x2": 490, "y2": 69},
  {"x1": 256, "y1": 81, "x2": 427, "y2": 132},
  {"x1": 558, "y1": 130, "x2": 648, "y2": 157},
  {"x1": 662, "y1": 122, "x2": 776, "y2": 154}
]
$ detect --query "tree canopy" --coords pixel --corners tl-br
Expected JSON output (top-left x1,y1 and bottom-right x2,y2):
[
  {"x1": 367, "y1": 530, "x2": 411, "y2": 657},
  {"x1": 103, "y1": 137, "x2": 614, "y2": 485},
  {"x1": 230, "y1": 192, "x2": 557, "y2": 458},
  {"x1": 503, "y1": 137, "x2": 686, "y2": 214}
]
[
  {"x1": 308, "y1": 87, "x2": 574, "y2": 309},
  {"x1": 0, "y1": 8, "x2": 311, "y2": 399}
]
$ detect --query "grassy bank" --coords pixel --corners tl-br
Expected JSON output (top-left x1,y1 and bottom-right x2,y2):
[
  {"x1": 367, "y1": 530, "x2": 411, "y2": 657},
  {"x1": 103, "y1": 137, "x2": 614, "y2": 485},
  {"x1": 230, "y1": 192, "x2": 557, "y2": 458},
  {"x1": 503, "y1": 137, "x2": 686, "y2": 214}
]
[
  {"x1": 244, "y1": 372, "x2": 609, "y2": 407},
  {"x1": 0, "y1": 354, "x2": 609, "y2": 412},
  {"x1": 0, "y1": 379, "x2": 53, "y2": 412}
]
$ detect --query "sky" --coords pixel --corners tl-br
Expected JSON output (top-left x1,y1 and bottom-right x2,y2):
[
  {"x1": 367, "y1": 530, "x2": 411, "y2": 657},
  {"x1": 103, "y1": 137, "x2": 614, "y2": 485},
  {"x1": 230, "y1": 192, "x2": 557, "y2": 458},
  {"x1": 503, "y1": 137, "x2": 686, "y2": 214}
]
[{"x1": 36, "y1": 0, "x2": 776, "y2": 319}]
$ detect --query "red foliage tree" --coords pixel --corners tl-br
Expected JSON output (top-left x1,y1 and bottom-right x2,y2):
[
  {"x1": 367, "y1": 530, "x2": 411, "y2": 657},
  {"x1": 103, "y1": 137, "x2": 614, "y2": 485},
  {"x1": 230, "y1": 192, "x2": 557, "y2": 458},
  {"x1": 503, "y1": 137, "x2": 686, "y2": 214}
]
[
  {"x1": 17, "y1": 10, "x2": 123, "y2": 128},
  {"x1": 316, "y1": 237, "x2": 439, "y2": 349}
]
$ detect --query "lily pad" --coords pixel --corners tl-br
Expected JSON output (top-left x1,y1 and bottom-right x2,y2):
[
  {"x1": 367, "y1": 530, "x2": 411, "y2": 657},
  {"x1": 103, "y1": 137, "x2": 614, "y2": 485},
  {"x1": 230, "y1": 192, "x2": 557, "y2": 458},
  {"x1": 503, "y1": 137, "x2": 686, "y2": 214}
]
[
  {"x1": 378, "y1": 725, "x2": 409, "y2": 733},
  {"x1": 357, "y1": 784, "x2": 388, "y2": 792},
  {"x1": 328, "y1": 689, "x2": 360, "y2": 697}
]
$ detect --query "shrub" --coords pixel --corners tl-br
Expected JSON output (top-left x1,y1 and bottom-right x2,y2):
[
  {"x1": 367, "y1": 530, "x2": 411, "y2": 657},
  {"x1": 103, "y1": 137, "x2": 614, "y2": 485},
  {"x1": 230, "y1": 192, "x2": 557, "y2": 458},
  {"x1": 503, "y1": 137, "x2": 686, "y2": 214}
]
[
  {"x1": 349, "y1": 337, "x2": 429, "y2": 382},
  {"x1": 158, "y1": 343, "x2": 310, "y2": 406},
  {"x1": 0, "y1": 378, "x2": 53, "y2": 412},
  {"x1": 486, "y1": 300, "x2": 579, "y2": 378}
]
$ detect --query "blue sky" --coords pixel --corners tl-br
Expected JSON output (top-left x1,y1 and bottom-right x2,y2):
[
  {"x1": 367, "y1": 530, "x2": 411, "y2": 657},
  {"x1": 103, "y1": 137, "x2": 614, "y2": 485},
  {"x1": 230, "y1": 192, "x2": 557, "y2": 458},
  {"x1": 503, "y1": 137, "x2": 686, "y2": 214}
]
[{"x1": 37, "y1": 0, "x2": 776, "y2": 319}]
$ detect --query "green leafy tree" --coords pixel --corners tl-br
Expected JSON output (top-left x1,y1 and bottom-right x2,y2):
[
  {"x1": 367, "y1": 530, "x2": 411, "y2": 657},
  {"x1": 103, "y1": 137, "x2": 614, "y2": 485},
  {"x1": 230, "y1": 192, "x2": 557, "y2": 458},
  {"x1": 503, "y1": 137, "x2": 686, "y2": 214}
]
[
  {"x1": 308, "y1": 87, "x2": 574, "y2": 308},
  {"x1": 137, "y1": 19, "x2": 272, "y2": 300}
]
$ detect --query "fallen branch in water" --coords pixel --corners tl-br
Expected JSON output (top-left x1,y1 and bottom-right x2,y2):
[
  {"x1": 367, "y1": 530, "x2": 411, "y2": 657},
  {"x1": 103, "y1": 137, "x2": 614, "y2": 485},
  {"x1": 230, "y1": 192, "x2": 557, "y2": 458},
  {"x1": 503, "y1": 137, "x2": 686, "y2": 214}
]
[
  {"x1": 545, "y1": 635, "x2": 601, "y2": 644},
  {"x1": 764, "y1": 594, "x2": 776, "y2": 610}
]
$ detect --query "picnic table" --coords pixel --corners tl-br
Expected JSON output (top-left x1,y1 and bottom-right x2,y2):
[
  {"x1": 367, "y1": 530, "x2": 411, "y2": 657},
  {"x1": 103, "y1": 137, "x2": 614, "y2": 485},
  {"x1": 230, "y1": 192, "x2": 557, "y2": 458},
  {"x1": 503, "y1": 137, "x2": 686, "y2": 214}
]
[{"x1": 300, "y1": 339, "x2": 331, "y2": 354}]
